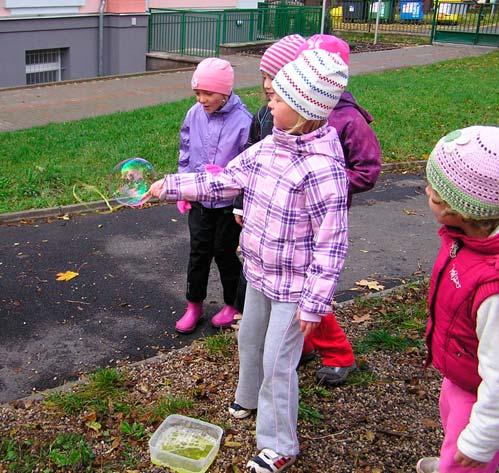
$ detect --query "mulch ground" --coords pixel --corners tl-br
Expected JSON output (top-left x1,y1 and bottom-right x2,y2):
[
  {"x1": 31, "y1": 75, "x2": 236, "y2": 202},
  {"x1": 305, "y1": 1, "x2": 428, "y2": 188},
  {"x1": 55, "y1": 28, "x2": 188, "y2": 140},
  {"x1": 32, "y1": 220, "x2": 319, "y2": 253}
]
[
  {"x1": 239, "y1": 41, "x2": 402, "y2": 57},
  {"x1": 0, "y1": 283, "x2": 445, "y2": 472}
]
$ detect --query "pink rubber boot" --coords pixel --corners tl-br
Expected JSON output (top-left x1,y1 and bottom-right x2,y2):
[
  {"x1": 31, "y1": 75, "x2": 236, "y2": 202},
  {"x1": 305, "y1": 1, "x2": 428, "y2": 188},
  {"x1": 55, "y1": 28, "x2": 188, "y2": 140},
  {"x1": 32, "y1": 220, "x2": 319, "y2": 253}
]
[
  {"x1": 175, "y1": 302, "x2": 203, "y2": 334},
  {"x1": 211, "y1": 305, "x2": 238, "y2": 328}
]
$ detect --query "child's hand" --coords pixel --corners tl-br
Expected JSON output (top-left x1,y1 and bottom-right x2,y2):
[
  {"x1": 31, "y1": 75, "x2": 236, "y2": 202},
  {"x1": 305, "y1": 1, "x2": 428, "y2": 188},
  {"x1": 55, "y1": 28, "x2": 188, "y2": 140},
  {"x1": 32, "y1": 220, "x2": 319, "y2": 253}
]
[
  {"x1": 234, "y1": 215, "x2": 243, "y2": 227},
  {"x1": 295, "y1": 310, "x2": 319, "y2": 337},
  {"x1": 147, "y1": 178, "x2": 165, "y2": 199},
  {"x1": 454, "y1": 450, "x2": 486, "y2": 469},
  {"x1": 299, "y1": 320, "x2": 319, "y2": 337},
  {"x1": 176, "y1": 200, "x2": 192, "y2": 214},
  {"x1": 205, "y1": 163, "x2": 224, "y2": 174}
]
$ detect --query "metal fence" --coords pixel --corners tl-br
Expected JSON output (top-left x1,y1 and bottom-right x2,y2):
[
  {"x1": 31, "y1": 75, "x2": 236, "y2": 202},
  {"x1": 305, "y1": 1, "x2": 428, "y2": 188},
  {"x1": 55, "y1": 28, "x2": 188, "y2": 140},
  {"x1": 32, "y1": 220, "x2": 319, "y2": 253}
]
[
  {"x1": 433, "y1": 2, "x2": 499, "y2": 45},
  {"x1": 329, "y1": 0, "x2": 499, "y2": 42},
  {"x1": 148, "y1": 2, "x2": 498, "y2": 57},
  {"x1": 329, "y1": 0, "x2": 434, "y2": 36},
  {"x1": 148, "y1": 10, "x2": 221, "y2": 57},
  {"x1": 148, "y1": 5, "x2": 322, "y2": 57}
]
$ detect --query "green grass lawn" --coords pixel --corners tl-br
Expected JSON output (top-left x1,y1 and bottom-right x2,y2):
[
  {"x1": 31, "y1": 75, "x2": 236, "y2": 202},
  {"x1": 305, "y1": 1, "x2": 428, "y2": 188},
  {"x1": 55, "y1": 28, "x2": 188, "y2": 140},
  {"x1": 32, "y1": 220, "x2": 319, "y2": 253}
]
[{"x1": 0, "y1": 51, "x2": 497, "y2": 213}]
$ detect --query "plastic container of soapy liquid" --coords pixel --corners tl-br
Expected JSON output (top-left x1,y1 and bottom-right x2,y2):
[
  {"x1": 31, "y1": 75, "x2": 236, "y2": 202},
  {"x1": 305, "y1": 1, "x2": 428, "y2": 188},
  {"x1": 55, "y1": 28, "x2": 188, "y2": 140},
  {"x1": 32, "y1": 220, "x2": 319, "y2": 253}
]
[{"x1": 149, "y1": 414, "x2": 223, "y2": 473}]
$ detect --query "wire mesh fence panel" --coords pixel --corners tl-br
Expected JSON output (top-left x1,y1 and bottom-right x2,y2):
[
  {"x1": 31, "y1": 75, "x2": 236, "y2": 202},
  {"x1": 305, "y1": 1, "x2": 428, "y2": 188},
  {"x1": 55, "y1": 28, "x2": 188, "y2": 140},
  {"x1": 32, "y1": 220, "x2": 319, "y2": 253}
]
[
  {"x1": 257, "y1": 5, "x2": 322, "y2": 38},
  {"x1": 221, "y1": 10, "x2": 259, "y2": 43},
  {"x1": 148, "y1": 10, "x2": 220, "y2": 57},
  {"x1": 148, "y1": 5, "x2": 324, "y2": 56},
  {"x1": 330, "y1": 0, "x2": 434, "y2": 36},
  {"x1": 433, "y1": 1, "x2": 499, "y2": 45}
]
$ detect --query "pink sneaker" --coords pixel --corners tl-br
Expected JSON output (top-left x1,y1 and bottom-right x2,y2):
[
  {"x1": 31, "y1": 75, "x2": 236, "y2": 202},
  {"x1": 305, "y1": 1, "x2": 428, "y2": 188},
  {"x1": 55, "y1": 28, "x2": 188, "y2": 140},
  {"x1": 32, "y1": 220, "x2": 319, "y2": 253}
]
[
  {"x1": 211, "y1": 305, "x2": 238, "y2": 328},
  {"x1": 175, "y1": 302, "x2": 203, "y2": 334}
]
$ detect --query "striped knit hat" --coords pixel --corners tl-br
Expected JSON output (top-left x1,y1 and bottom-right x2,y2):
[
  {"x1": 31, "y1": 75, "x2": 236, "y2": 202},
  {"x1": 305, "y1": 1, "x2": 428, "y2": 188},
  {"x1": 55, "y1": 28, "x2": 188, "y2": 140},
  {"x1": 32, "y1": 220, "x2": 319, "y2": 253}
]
[
  {"x1": 426, "y1": 126, "x2": 499, "y2": 220},
  {"x1": 272, "y1": 48, "x2": 349, "y2": 120},
  {"x1": 259, "y1": 34, "x2": 306, "y2": 78}
]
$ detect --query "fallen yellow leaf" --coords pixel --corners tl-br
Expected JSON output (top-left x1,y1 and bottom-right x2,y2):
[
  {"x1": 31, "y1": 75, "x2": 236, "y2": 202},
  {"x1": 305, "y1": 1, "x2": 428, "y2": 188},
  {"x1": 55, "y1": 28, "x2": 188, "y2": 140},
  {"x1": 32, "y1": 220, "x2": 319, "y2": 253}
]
[
  {"x1": 56, "y1": 271, "x2": 79, "y2": 281},
  {"x1": 225, "y1": 441, "x2": 242, "y2": 448},
  {"x1": 85, "y1": 421, "x2": 102, "y2": 432},
  {"x1": 403, "y1": 208, "x2": 419, "y2": 216},
  {"x1": 355, "y1": 279, "x2": 385, "y2": 291}
]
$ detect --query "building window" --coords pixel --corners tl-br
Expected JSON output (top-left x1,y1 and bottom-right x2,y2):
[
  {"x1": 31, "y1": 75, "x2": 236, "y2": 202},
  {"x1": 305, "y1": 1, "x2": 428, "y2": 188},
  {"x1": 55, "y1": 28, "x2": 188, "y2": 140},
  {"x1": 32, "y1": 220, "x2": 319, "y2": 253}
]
[
  {"x1": 25, "y1": 48, "x2": 64, "y2": 85},
  {"x1": 6, "y1": 0, "x2": 84, "y2": 16}
]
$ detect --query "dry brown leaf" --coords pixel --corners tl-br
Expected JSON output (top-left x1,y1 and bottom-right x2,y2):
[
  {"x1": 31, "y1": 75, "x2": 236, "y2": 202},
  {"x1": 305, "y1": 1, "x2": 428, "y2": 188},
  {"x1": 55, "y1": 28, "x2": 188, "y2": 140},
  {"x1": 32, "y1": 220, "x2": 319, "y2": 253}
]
[
  {"x1": 352, "y1": 314, "x2": 372, "y2": 324},
  {"x1": 421, "y1": 418, "x2": 440, "y2": 429},
  {"x1": 56, "y1": 270, "x2": 79, "y2": 281},
  {"x1": 84, "y1": 411, "x2": 97, "y2": 422},
  {"x1": 365, "y1": 430, "x2": 376, "y2": 442},
  {"x1": 105, "y1": 436, "x2": 121, "y2": 454}
]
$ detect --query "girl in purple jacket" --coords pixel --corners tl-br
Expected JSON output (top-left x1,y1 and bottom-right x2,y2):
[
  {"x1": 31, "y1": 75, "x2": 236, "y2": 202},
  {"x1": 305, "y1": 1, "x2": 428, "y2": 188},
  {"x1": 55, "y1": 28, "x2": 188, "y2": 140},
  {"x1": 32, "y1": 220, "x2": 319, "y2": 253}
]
[
  {"x1": 174, "y1": 58, "x2": 252, "y2": 334},
  {"x1": 418, "y1": 126, "x2": 499, "y2": 473},
  {"x1": 147, "y1": 49, "x2": 349, "y2": 472}
]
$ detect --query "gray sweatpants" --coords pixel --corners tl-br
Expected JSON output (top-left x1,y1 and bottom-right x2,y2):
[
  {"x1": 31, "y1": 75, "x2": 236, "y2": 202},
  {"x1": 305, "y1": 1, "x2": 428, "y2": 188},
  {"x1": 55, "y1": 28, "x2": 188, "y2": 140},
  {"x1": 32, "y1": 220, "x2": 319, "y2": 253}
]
[{"x1": 235, "y1": 284, "x2": 304, "y2": 456}]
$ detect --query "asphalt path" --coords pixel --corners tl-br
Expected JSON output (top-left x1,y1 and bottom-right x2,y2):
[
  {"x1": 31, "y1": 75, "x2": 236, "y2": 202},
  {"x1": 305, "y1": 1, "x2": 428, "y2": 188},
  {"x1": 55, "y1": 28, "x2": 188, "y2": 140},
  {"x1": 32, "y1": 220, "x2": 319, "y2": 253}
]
[{"x1": 0, "y1": 169, "x2": 439, "y2": 402}]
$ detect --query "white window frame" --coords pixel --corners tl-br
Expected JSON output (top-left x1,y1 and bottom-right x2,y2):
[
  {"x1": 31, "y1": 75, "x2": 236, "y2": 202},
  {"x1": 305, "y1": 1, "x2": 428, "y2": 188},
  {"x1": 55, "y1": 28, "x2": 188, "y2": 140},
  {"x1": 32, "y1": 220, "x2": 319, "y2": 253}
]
[
  {"x1": 26, "y1": 49, "x2": 63, "y2": 85},
  {"x1": 6, "y1": 0, "x2": 84, "y2": 15}
]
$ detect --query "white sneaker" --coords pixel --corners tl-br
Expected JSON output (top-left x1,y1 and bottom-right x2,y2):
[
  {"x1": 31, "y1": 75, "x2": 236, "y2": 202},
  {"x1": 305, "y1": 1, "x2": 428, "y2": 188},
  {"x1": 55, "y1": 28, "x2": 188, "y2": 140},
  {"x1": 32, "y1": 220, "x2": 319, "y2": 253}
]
[
  {"x1": 247, "y1": 448, "x2": 296, "y2": 472},
  {"x1": 228, "y1": 402, "x2": 254, "y2": 419},
  {"x1": 416, "y1": 457, "x2": 439, "y2": 473}
]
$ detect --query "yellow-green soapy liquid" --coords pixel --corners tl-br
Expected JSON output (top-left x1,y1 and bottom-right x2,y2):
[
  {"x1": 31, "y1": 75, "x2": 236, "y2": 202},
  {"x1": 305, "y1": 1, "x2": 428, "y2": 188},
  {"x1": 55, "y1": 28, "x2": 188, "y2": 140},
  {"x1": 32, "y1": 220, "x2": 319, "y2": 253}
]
[{"x1": 161, "y1": 427, "x2": 215, "y2": 460}]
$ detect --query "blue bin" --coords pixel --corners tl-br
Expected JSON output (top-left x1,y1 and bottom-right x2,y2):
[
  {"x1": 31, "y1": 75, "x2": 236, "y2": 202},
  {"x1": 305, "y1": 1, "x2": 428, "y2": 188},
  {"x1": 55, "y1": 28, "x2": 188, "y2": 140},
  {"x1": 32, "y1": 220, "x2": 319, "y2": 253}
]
[{"x1": 399, "y1": 0, "x2": 424, "y2": 20}]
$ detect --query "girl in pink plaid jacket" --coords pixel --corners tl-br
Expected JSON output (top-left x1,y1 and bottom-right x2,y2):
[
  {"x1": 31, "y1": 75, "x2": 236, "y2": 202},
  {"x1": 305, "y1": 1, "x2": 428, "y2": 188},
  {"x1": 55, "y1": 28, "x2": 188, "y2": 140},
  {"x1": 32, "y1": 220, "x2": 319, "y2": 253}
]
[{"x1": 147, "y1": 48, "x2": 349, "y2": 473}]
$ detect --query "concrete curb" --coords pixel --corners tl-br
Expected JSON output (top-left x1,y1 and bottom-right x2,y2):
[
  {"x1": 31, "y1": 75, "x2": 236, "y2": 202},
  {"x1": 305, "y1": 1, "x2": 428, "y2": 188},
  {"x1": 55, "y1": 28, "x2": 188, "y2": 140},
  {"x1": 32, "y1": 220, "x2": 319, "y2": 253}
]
[
  {"x1": 0, "y1": 161, "x2": 426, "y2": 224},
  {"x1": 3, "y1": 278, "x2": 426, "y2": 406},
  {"x1": 0, "y1": 66, "x2": 197, "y2": 93}
]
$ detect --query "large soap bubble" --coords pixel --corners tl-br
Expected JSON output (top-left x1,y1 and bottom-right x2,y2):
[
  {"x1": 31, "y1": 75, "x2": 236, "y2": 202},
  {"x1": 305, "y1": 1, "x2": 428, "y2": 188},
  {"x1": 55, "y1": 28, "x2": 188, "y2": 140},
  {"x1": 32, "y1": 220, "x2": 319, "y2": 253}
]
[{"x1": 110, "y1": 157, "x2": 156, "y2": 207}]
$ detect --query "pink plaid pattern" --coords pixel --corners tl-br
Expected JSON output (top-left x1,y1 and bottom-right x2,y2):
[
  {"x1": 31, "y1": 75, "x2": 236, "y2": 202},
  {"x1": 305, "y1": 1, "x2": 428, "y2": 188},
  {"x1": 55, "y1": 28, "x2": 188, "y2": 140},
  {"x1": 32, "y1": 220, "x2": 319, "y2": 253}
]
[{"x1": 161, "y1": 125, "x2": 348, "y2": 318}]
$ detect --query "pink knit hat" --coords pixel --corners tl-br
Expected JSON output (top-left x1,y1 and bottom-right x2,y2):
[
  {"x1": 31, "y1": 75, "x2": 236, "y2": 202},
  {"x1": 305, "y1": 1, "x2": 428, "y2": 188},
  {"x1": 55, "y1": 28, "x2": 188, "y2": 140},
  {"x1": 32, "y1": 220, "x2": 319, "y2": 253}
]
[
  {"x1": 272, "y1": 49, "x2": 348, "y2": 120},
  {"x1": 296, "y1": 34, "x2": 350, "y2": 65},
  {"x1": 191, "y1": 57, "x2": 234, "y2": 96},
  {"x1": 426, "y1": 126, "x2": 499, "y2": 220},
  {"x1": 259, "y1": 34, "x2": 306, "y2": 78}
]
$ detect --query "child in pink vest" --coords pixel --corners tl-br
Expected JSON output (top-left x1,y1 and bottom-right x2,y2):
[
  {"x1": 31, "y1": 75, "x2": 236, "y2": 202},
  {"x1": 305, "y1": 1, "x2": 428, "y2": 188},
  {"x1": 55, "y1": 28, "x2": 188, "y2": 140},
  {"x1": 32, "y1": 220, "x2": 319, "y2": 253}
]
[{"x1": 418, "y1": 126, "x2": 499, "y2": 473}]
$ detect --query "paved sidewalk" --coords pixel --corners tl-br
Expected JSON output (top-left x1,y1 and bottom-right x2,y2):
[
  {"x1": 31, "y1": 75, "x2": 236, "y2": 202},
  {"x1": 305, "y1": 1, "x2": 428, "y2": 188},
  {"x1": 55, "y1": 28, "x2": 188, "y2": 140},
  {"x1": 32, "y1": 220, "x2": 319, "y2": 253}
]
[
  {"x1": 0, "y1": 44, "x2": 493, "y2": 132},
  {"x1": 0, "y1": 42, "x2": 493, "y2": 402}
]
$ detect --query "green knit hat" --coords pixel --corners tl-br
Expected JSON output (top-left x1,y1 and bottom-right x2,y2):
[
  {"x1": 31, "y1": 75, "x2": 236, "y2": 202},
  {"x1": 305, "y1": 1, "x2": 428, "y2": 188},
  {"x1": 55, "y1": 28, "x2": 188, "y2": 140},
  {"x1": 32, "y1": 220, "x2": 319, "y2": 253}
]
[{"x1": 426, "y1": 126, "x2": 499, "y2": 220}]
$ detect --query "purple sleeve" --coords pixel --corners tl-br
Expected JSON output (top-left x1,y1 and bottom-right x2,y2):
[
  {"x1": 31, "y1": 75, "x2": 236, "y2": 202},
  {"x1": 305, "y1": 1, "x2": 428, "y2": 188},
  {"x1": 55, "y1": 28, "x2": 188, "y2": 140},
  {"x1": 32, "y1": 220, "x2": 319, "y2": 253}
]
[
  {"x1": 178, "y1": 111, "x2": 191, "y2": 174},
  {"x1": 342, "y1": 114, "x2": 382, "y2": 195}
]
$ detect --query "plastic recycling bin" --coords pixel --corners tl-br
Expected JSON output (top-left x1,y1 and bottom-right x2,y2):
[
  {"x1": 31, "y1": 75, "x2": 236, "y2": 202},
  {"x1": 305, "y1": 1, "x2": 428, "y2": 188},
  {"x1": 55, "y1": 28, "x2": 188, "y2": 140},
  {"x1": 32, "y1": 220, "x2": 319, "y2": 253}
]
[
  {"x1": 368, "y1": 0, "x2": 395, "y2": 21},
  {"x1": 342, "y1": 0, "x2": 368, "y2": 22},
  {"x1": 399, "y1": 0, "x2": 424, "y2": 21}
]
